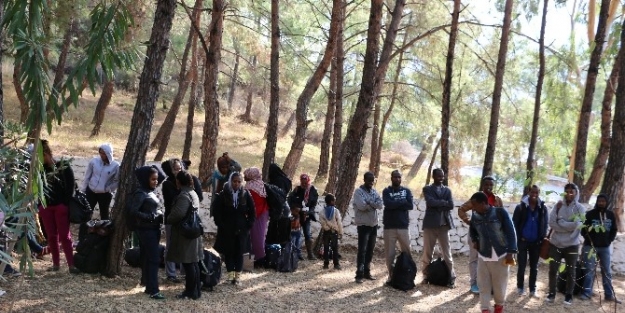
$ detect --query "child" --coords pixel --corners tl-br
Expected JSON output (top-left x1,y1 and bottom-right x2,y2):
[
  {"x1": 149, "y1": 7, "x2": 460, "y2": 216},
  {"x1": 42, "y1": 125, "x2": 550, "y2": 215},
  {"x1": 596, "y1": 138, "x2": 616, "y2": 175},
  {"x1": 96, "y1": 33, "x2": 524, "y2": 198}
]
[
  {"x1": 290, "y1": 207, "x2": 303, "y2": 260},
  {"x1": 319, "y1": 194, "x2": 343, "y2": 270}
]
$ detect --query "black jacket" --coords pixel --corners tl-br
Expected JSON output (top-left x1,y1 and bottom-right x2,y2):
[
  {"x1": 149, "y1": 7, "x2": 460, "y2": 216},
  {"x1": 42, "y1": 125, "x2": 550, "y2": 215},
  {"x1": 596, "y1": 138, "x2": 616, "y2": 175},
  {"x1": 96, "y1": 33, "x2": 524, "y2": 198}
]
[
  {"x1": 128, "y1": 187, "x2": 163, "y2": 230},
  {"x1": 43, "y1": 159, "x2": 75, "y2": 206},
  {"x1": 512, "y1": 199, "x2": 548, "y2": 243},
  {"x1": 213, "y1": 184, "x2": 256, "y2": 255},
  {"x1": 582, "y1": 208, "x2": 617, "y2": 247}
]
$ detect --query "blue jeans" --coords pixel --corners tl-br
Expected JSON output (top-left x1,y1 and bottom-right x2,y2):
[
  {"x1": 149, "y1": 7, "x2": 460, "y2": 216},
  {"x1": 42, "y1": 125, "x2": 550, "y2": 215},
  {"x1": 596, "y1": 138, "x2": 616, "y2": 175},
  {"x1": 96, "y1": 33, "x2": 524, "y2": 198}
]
[
  {"x1": 301, "y1": 218, "x2": 312, "y2": 241},
  {"x1": 581, "y1": 245, "x2": 614, "y2": 298},
  {"x1": 516, "y1": 240, "x2": 540, "y2": 292},
  {"x1": 291, "y1": 230, "x2": 302, "y2": 258},
  {"x1": 355, "y1": 225, "x2": 377, "y2": 278}
]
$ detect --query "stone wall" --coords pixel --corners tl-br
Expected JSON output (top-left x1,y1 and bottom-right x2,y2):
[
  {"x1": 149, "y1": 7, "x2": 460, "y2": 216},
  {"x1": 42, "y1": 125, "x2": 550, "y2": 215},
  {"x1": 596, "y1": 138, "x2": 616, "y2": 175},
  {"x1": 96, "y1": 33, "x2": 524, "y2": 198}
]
[{"x1": 69, "y1": 157, "x2": 625, "y2": 275}]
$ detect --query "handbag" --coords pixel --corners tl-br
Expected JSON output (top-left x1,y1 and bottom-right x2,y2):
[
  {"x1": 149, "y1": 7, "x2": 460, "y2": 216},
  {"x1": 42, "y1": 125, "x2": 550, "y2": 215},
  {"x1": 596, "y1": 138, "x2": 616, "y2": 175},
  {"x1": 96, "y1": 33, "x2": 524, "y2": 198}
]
[
  {"x1": 539, "y1": 229, "x2": 553, "y2": 260},
  {"x1": 69, "y1": 189, "x2": 93, "y2": 224},
  {"x1": 179, "y1": 204, "x2": 204, "y2": 239}
]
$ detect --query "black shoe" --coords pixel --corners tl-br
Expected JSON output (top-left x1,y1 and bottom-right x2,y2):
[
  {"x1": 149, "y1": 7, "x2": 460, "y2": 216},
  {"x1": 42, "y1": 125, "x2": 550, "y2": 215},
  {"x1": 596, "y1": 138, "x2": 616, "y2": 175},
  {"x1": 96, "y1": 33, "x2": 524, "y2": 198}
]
[
  {"x1": 355, "y1": 277, "x2": 364, "y2": 284},
  {"x1": 175, "y1": 294, "x2": 189, "y2": 300},
  {"x1": 546, "y1": 293, "x2": 555, "y2": 303},
  {"x1": 333, "y1": 264, "x2": 341, "y2": 270},
  {"x1": 564, "y1": 294, "x2": 572, "y2": 305},
  {"x1": 364, "y1": 274, "x2": 376, "y2": 280},
  {"x1": 605, "y1": 296, "x2": 622, "y2": 304},
  {"x1": 298, "y1": 255, "x2": 305, "y2": 261},
  {"x1": 323, "y1": 264, "x2": 329, "y2": 269},
  {"x1": 167, "y1": 276, "x2": 181, "y2": 283},
  {"x1": 69, "y1": 266, "x2": 81, "y2": 274}
]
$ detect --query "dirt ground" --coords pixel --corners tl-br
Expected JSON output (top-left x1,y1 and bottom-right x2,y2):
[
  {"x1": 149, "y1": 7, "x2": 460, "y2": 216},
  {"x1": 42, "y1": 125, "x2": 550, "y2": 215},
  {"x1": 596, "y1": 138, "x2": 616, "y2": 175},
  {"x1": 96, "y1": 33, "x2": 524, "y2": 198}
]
[{"x1": 0, "y1": 238, "x2": 623, "y2": 313}]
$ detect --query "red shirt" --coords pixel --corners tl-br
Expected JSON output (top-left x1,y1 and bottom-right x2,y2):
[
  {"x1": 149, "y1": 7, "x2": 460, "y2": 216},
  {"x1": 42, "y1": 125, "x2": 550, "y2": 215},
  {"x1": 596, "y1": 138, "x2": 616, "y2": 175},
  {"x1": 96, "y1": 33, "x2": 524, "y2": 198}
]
[
  {"x1": 249, "y1": 190, "x2": 269, "y2": 217},
  {"x1": 486, "y1": 192, "x2": 497, "y2": 206}
]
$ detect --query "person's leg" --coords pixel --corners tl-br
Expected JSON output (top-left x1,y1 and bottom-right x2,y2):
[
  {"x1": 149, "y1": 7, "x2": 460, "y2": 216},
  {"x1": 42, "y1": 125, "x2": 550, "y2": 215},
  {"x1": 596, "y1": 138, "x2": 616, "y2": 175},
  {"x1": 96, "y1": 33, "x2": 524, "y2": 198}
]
[
  {"x1": 384, "y1": 229, "x2": 397, "y2": 280},
  {"x1": 331, "y1": 233, "x2": 340, "y2": 267},
  {"x1": 516, "y1": 240, "x2": 528, "y2": 291},
  {"x1": 97, "y1": 192, "x2": 113, "y2": 220},
  {"x1": 250, "y1": 213, "x2": 265, "y2": 260},
  {"x1": 438, "y1": 226, "x2": 455, "y2": 283},
  {"x1": 138, "y1": 229, "x2": 161, "y2": 295},
  {"x1": 547, "y1": 244, "x2": 561, "y2": 297},
  {"x1": 468, "y1": 235, "x2": 478, "y2": 287},
  {"x1": 364, "y1": 226, "x2": 377, "y2": 278},
  {"x1": 355, "y1": 225, "x2": 368, "y2": 279},
  {"x1": 420, "y1": 228, "x2": 436, "y2": 276},
  {"x1": 302, "y1": 219, "x2": 314, "y2": 259},
  {"x1": 85, "y1": 187, "x2": 98, "y2": 213},
  {"x1": 563, "y1": 246, "x2": 578, "y2": 297},
  {"x1": 181, "y1": 262, "x2": 200, "y2": 299},
  {"x1": 164, "y1": 225, "x2": 177, "y2": 279},
  {"x1": 52, "y1": 204, "x2": 74, "y2": 267},
  {"x1": 292, "y1": 230, "x2": 302, "y2": 259},
  {"x1": 323, "y1": 231, "x2": 331, "y2": 266},
  {"x1": 256, "y1": 211, "x2": 268, "y2": 260},
  {"x1": 39, "y1": 205, "x2": 60, "y2": 268},
  {"x1": 527, "y1": 242, "x2": 541, "y2": 294},
  {"x1": 492, "y1": 259, "x2": 509, "y2": 307},
  {"x1": 477, "y1": 258, "x2": 493, "y2": 311},
  {"x1": 596, "y1": 247, "x2": 614, "y2": 299},
  {"x1": 581, "y1": 245, "x2": 595, "y2": 298}
]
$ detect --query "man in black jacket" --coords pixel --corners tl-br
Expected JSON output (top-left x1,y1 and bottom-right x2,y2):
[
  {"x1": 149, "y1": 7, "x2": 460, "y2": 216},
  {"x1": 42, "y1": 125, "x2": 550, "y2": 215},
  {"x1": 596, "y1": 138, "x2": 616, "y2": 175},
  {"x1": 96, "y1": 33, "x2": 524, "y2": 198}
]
[
  {"x1": 579, "y1": 194, "x2": 621, "y2": 303},
  {"x1": 512, "y1": 185, "x2": 548, "y2": 297},
  {"x1": 288, "y1": 174, "x2": 319, "y2": 260},
  {"x1": 382, "y1": 170, "x2": 413, "y2": 285}
]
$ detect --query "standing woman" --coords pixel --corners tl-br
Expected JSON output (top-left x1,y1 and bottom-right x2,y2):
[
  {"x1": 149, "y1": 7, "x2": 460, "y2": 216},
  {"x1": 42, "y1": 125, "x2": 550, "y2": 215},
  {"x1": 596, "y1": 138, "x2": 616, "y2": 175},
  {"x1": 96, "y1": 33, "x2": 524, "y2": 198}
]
[
  {"x1": 206, "y1": 153, "x2": 241, "y2": 215},
  {"x1": 244, "y1": 167, "x2": 269, "y2": 265},
  {"x1": 38, "y1": 140, "x2": 79, "y2": 273},
  {"x1": 213, "y1": 172, "x2": 255, "y2": 284},
  {"x1": 166, "y1": 170, "x2": 203, "y2": 300},
  {"x1": 288, "y1": 174, "x2": 319, "y2": 260},
  {"x1": 128, "y1": 165, "x2": 165, "y2": 300},
  {"x1": 161, "y1": 159, "x2": 183, "y2": 283},
  {"x1": 80, "y1": 143, "x2": 119, "y2": 220}
]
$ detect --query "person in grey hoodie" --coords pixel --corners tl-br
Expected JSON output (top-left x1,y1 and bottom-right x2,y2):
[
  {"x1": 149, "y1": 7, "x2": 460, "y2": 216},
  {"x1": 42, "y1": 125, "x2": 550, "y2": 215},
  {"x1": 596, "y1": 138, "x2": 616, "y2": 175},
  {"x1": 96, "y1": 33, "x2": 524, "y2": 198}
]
[
  {"x1": 81, "y1": 143, "x2": 120, "y2": 220},
  {"x1": 352, "y1": 171, "x2": 384, "y2": 283},
  {"x1": 545, "y1": 183, "x2": 585, "y2": 305}
]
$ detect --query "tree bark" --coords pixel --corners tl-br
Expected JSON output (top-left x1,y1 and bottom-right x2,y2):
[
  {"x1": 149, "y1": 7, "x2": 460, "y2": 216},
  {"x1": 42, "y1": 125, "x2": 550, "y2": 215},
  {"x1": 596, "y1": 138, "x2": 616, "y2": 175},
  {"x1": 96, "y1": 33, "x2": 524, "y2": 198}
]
[
  {"x1": 441, "y1": 0, "x2": 461, "y2": 186},
  {"x1": 0, "y1": 4, "x2": 3, "y2": 144},
  {"x1": 262, "y1": 0, "x2": 281, "y2": 180},
  {"x1": 481, "y1": 0, "x2": 513, "y2": 179},
  {"x1": 198, "y1": 0, "x2": 225, "y2": 183},
  {"x1": 227, "y1": 41, "x2": 240, "y2": 110},
  {"x1": 526, "y1": 0, "x2": 549, "y2": 186},
  {"x1": 150, "y1": 0, "x2": 202, "y2": 160},
  {"x1": 600, "y1": 18, "x2": 625, "y2": 232},
  {"x1": 279, "y1": 111, "x2": 295, "y2": 137},
  {"x1": 406, "y1": 134, "x2": 435, "y2": 183},
  {"x1": 241, "y1": 55, "x2": 257, "y2": 123},
  {"x1": 282, "y1": 0, "x2": 343, "y2": 179},
  {"x1": 14, "y1": 62, "x2": 28, "y2": 124},
  {"x1": 106, "y1": 0, "x2": 177, "y2": 277},
  {"x1": 334, "y1": 0, "x2": 405, "y2": 216},
  {"x1": 325, "y1": 2, "x2": 345, "y2": 195},
  {"x1": 425, "y1": 137, "x2": 442, "y2": 187},
  {"x1": 573, "y1": 0, "x2": 610, "y2": 193},
  {"x1": 316, "y1": 53, "x2": 337, "y2": 182},
  {"x1": 580, "y1": 52, "x2": 620, "y2": 203},
  {"x1": 369, "y1": 101, "x2": 380, "y2": 173}
]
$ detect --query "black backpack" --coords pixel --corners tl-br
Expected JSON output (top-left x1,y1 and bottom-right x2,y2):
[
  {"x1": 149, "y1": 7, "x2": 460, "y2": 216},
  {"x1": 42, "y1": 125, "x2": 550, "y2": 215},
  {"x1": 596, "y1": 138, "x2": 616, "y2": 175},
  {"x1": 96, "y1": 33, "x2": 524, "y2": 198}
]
[
  {"x1": 426, "y1": 257, "x2": 451, "y2": 286},
  {"x1": 73, "y1": 220, "x2": 114, "y2": 274},
  {"x1": 69, "y1": 189, "x2": 93, "y2": 224},
  {"x1": 124, "y1": 247, "x2": 141, "y2": 268},
  {"x1": 264, "y1": 244, "x2": 282, "y2": 269},
  {"x1": 277, "y1": 241, "x2": 298, "y2": 272},
  {"x1": 265, "y1": 183, "x2": 289, "y2": 220},
  {"x1": 391, "y1": 252, "x2": 417, "y2": 291},
  {"x1": 199, "y1": 249, "x2": 222, "y2": 291}
]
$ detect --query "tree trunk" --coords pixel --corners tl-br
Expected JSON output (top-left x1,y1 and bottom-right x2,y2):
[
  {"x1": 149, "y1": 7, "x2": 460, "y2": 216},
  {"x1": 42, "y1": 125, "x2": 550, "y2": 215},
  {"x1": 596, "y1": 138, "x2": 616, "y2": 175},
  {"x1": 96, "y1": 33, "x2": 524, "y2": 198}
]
[
  {"x1": 600, "y1": 18, "x2": 625, "y2": 232},
  {"x1": 241, "y1": 55, "x2": 257, "y2": 123},
  {"x1": 573, "y1": 0, "x2": 610, "y2": 193},
  {"x1": 106, "y1": 0, "x2": 177, "y2": 277},
  {"x1": 325, "y1": 2, "x2": 345, "y2": 195},
  {"x1": 198, "y1": 0, "x2": 225, "y2": 183},
  {"x1": 150, "y1": 0, "x2": 202, "y2": 160},
  {"x1": 481, "y1": 0, "x2": 513, "y2": 179},
  {"x1": 227, "y1": 42, "x2": 240, "y2": 110},
  {"x1": 279, "y1": 111, "x2": 295, "y2": 137},
  {"x1": 262, "y1": 0, "x2": 281, "y2": 181},
  {"x1": 90, "y1": 80, "x2": 115, "y2": 137},
  {"x1": 0, "y1": 3, "x2": 3, "y2": 144},
  {"x1": 374, "y1": 13, "x2": 413, "y2": 178},
  {"x1": 406, "y1": 134, "x2": 435, "y2": 183},
  {"x1": 425, "y1": 137, "x2": 442, "y2": 187},
  {"x1": 526, "y1": 0, "x2": 549, "y2": 186},
  {"x1": 14, "y1": 62, "x2": 28, "y2": 124},
  {"x1": 182, "y1": 10, "x2": 202, "y2": 161},
  {"x1": 369, "y1": 101, "x2": 380, "y2": 173},
  {"x1": 282, "y1": 0, "x2": 343, "y2": 179},
  {"x1": 316, "y1": 53, "x2": 337, "y2": 182},
  {"x1": 441, "y1": 0, "x2": 461, "y2": 186},
  {"x1": 580, "y1": 53, "x2": 620, "y2": 202},
  {"x1": 334, "y1": 0, "x2": 405, "y2": 216}
]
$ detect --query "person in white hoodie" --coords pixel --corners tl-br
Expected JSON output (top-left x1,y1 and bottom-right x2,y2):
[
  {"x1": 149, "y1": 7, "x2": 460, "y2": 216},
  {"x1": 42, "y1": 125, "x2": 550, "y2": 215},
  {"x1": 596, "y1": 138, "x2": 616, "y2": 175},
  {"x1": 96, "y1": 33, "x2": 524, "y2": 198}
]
[
  {"x1": 81, "y1": 143, "x2": 120, "y2": 220},
  {"x1": 545, "y1": 183, "x2": 585, "y2": 305}
]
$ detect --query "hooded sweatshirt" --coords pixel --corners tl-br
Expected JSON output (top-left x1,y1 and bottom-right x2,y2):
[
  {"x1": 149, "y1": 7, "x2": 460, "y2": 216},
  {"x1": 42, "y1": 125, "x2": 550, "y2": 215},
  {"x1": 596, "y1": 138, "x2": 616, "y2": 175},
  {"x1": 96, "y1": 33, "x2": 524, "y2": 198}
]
[
  {"x1": 81, "y1": 143, "x2": 120, "y2": 193},
  {"x1": 581, "y1": 195, "x2": 617, "y2": 248},
  {"x1": 548, "y1": 184, "x2": 586, "y2": 248},
  {"x1": 352, "y1": 185, "x2": 384, "y2": 227}
]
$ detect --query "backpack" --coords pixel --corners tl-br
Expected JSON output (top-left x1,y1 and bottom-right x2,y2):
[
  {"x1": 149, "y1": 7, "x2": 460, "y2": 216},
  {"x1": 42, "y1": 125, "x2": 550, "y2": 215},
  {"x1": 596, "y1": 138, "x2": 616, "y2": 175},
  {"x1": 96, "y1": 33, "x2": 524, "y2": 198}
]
[
  {"x1": 69, "y1": 189, "x2": 93, "y2": 224},
  {"x1": 199, "y1": 249, "x2": 222, "y2": 291},
  {"x1": 391, "y1": 252, "x2": 417, "y2": 291},
  {"x1": 124, "y1": 244, "x2": 166, "y2": 268},
  {"x1": 426, "y1": 257, "x2": 450, "y2": 286},
  {"x1": 265, "y1": 183, "x2": 290, "y2": 220},
  {"x1": 264, "y1": 244, "x2": 282, "y2": 269},
  {"x1": 277, "y1": 241, "x2": 298, "y2": 272},
  {"x1": 73, "y1": 220, "x2": 114, "y2": 274}
]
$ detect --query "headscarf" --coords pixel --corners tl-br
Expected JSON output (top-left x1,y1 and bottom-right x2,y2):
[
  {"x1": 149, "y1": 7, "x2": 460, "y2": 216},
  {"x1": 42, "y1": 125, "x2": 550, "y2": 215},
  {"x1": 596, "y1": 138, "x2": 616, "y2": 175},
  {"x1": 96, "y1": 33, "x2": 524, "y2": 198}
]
[
  {"x1": 134, "y1": 165, "x2": 165, "y2": 191},
  {"x1": 300, "y1": 173, "x2": 312, "y2": 202},
  {"x1": 227, "y1": 171, "x2": 242, "y2": 207},
  {"x1": 324, "y1": 205, "x2": 335, "y2": 220},
  {"x1": 268, "y1": 163, "x2": 292, "y2": 193},
  {"x1": 244, "y1": 167, "x2": 266, "y2": 198}
]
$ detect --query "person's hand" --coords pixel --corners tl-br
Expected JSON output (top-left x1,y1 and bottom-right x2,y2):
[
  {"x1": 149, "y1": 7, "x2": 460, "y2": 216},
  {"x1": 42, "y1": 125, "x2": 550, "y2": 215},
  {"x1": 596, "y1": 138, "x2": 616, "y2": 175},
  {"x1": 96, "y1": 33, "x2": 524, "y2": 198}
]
[
  {"x1": 556, "y1": 200, "x2": 563, "y2": 210},
  {"x1": 504, "y1": 253, "x2": 516, "y2": 266}
]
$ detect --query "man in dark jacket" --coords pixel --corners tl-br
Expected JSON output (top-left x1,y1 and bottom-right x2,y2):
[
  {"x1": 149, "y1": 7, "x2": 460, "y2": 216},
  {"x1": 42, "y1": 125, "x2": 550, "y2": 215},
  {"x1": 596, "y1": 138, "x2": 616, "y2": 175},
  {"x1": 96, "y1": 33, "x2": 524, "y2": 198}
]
[
  {"x1": 512, "y1": 185, "x2": 548, "y2": 297},
  {"x1": 288, "y1": 174, "x2": 319, "y2": 260},
  {"x1": 382, "y1": 170, "x2": 413, "y2": 285},
  {"x1": 580, "y1": 194, "x2": 621, "y2": 303},
  {"x1": 421, "y1": 168, "x2": 456, "y2": 287}
]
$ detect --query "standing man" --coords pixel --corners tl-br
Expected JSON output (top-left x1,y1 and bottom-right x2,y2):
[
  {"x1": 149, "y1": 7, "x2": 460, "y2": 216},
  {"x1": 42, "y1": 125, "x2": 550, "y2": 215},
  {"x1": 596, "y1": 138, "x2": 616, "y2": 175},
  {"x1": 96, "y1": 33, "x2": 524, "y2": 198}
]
[
  {"x1": 512, "y1": 185, "x2": 548, "y2": 297},
  {"x1": 287, "y1": 174, "x2": 319, "y2": 260},
  {"x1": 352, "y1": 171, "x2": 384, "y2": 283},
  {"x1": 382, "y1": 170, "x2": 414, "y2": 285},
  {"x1": 458, "y1": 176, "x2": 504, "y2": 294},
  {"x1": 421, "y1": 168, "x2": 456, "y2": 287},
  {"x1": 469, "y1": 192, "x2": 517, "y2": 313},
  {"x1": 580, "y1": 194, "x2": 621, "y2": 303},
  {"x1": 81, "y1": 143, "x2": 120, "y2": 220}
]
